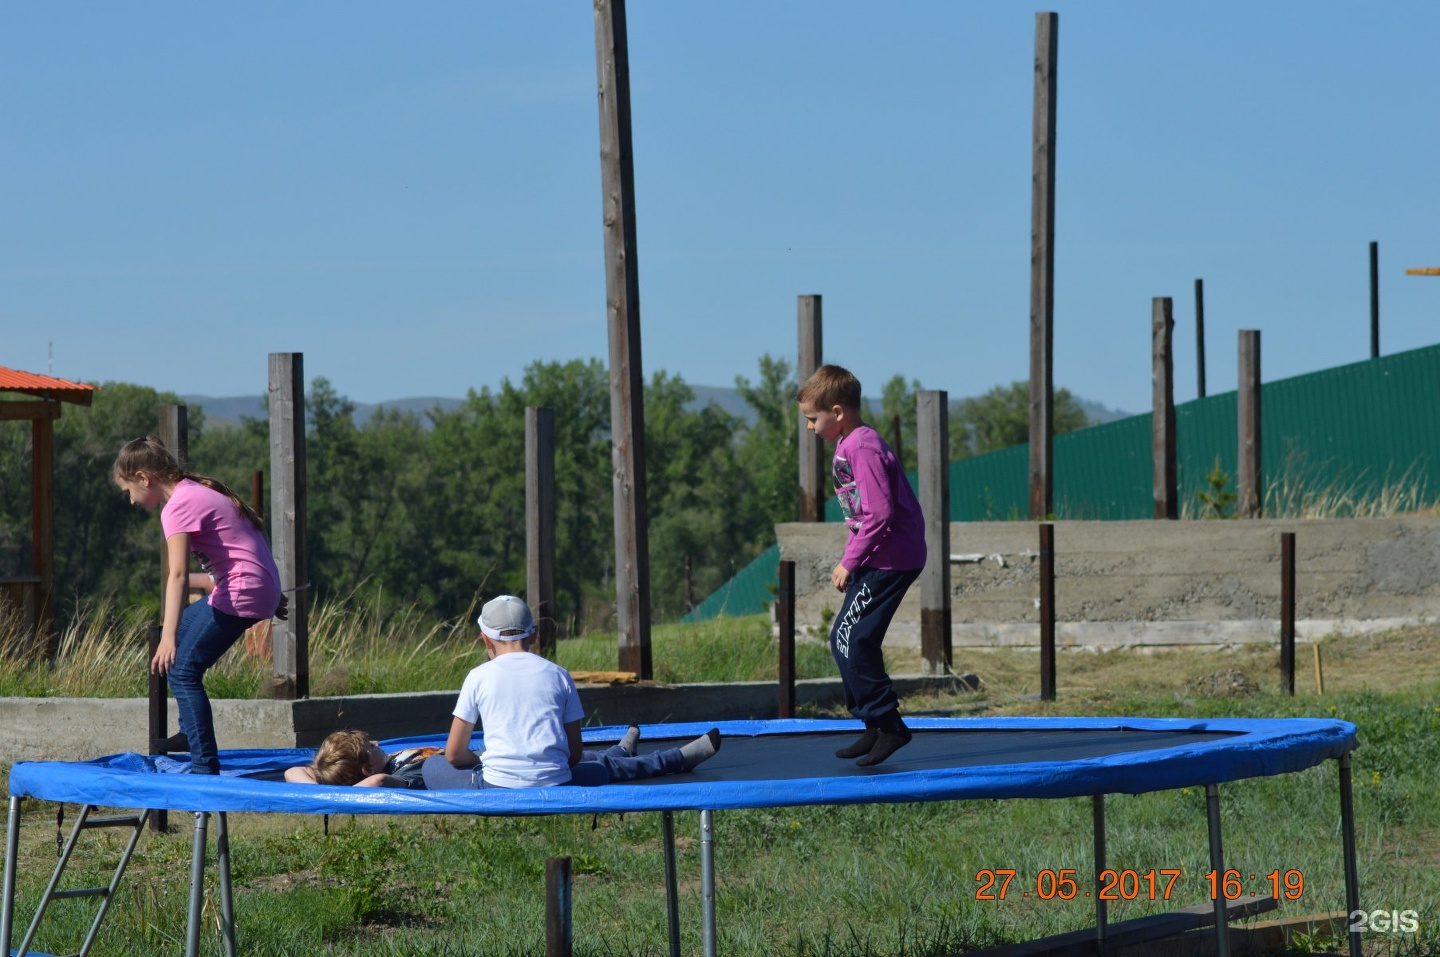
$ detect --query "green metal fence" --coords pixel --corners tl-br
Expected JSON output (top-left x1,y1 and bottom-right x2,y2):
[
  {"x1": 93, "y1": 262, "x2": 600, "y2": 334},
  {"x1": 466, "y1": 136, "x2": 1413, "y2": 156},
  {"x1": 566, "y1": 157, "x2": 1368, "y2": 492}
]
[{"x1": 689, "y1": 343, "x2": 1440, "y2": 619}]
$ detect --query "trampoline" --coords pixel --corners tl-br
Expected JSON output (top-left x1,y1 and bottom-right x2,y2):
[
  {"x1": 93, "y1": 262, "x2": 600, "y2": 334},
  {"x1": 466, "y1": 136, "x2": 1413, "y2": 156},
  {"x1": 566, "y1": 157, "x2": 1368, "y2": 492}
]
[{"x1": 3, "y1": 716, "x2": 1362, "y2": 957}]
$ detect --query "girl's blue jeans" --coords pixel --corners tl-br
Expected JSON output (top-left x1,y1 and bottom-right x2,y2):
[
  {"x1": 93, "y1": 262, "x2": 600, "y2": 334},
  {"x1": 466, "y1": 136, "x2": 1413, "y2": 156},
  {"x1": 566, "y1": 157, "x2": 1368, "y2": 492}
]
[{"x1": 169, "y1": 596, "x2": 257, "y2": 774}]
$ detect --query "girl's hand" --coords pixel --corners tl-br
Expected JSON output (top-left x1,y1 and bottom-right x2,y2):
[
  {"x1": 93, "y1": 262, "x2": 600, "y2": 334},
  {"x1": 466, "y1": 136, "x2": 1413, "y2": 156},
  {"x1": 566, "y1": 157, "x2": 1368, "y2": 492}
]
[{"x1": 151, "y1": 636, "x2": 177, "y2": 676}]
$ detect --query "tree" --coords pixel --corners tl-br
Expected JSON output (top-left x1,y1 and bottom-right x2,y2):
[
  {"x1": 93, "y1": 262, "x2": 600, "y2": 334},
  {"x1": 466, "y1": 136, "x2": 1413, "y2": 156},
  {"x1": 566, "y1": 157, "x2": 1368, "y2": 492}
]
[
  {"x1": 875, "y1": 374, "x2": 922, "y2": 472},
  {"x1": 952, "y1": 381, "x2": 1090, "y2": 458}
]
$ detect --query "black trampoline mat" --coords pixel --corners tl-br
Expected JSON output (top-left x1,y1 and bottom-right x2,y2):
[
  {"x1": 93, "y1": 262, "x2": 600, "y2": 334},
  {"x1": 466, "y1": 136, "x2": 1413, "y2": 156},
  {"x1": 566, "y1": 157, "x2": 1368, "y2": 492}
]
[{"x1": 618, "y1": 728, "x2": 1239, "y2": 784}]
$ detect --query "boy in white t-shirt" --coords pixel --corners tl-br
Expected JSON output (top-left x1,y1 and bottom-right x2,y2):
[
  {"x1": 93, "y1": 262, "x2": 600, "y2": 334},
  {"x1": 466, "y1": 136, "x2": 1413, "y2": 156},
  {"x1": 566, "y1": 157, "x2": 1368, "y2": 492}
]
[{"x1": 422, "y1": 595, "x2": 720, "y2": 789}]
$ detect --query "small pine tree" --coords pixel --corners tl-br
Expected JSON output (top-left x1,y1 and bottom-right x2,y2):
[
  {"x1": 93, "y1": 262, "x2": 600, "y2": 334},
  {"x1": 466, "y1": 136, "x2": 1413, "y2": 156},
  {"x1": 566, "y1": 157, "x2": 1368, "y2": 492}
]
[{"x1": 1197, "y1": 455, "x2": 1236, "y2": 519}]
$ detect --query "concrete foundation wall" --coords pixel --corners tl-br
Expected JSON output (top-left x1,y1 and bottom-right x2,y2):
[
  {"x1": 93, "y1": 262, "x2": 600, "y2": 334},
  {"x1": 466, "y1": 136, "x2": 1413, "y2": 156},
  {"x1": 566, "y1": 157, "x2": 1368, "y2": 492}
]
[{"x1": 777, "y1": 517, "x2": 1440, "y2": 648}]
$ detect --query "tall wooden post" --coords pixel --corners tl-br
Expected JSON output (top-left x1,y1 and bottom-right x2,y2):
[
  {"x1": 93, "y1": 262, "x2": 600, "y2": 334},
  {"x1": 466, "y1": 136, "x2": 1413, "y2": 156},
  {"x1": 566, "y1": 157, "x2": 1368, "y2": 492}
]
[
  {"x1": 31, "y1": 415, "x2": 55, "y2": 655},
  {"x1": 545, "y1": 856, "x2": 573, "y2": 957},
  {"x1": 1038, "y1": 522, "x2": 1056, "y2": 701},
  {"x1": 268, "y1": 353, "x2": 308, "y2": 699},
  {"x1": 1369, "y1": 241, "x2": 1380, "y2": 359},
  {"x1": 1237, "y1": 331, "x2": 1263, "y2": 518},
  {"x1": 1029, "y1": 12, "x2": 1058, "y2": 520},
  {"x1": 1280, "y1": 532, "x2": 1296, "y2": 696},
  {"x1": 1194, "y1": 278, "x2": 1207, "y2": 399},
  {"x1": 527, "y1": 407, "x2": 558, "y2": 659},
  {"x1": 777, "y1": 560, "x2": 796, "y2": 718},
  {"x1": 595, "y1": 0, "x2": 652, "y2": 678},
  {"x1": 797, "y1": 294, "x2": 826, "y2": 522},
  {"x1": 158, "y1": 404, "x2": 190, "y2": 619},
  {"x1": 1152, "y1": 298, "x2": 1177, "y2": 519},
  {"x1": 917, "y1": 391, "x2": 951, "y2": 675},
  {"x1": 250, "y1": 470, "x2": 264, "y2": 521}
]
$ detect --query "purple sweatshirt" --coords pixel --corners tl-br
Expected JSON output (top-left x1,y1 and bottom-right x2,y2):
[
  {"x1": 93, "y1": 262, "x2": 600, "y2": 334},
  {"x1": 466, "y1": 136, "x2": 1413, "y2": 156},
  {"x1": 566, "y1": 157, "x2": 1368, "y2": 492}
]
[{"x1": 832, "y1": 425, "x2": 927, "y2": 572}]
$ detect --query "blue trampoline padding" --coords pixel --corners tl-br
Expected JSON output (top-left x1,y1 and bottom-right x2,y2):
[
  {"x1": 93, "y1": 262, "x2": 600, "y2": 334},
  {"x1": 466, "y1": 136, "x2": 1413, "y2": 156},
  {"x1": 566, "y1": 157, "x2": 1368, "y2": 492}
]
[{"x1": 7, "y1": 717, "x2": 1355, "y2": 817}]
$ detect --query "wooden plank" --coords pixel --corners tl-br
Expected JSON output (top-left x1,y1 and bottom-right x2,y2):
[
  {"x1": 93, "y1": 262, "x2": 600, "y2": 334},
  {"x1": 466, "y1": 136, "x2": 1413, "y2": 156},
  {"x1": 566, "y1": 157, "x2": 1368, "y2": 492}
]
[
  {"x1": 1029, "y1": 12, "x2": 1058, "y2": 520},
  {"x1": 797, "y1": 295, "x2": 826, "y2": 522},
  {"x1": 0, "y1": 400, "x2": 59, "y2": 421},
  {"x1": 594, "y1": 0, "x2": 652, "y2": 679},
  {"x1": 1153, "y1": 297, "x2": 1177, "y2": 519},
  {"x1": 1237, "y1": 331, "x2": 1262, "y2": 518},
  {"x1": 918, "y1": 390, "x2": 951, "y2": 675},
  {"x1": 961, "y1": 897, "x2": 1278, "y2": 957},
  {"x1": 527, "y1": 407, "x2": 558, "y2": 659},
  {"x1": 268, "y1": 353, "x2": 309, "y2": 700},
  {"x1": 30, "y1": 417, "x2": 55, "y2": 655}
]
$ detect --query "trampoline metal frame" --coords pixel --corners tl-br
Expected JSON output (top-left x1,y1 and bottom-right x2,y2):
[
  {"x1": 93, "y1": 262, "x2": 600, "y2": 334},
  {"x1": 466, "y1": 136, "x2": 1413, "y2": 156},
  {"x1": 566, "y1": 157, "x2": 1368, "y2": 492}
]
[{"x1": 2, "y1": 723, "x2": 1364, "y2": 957}]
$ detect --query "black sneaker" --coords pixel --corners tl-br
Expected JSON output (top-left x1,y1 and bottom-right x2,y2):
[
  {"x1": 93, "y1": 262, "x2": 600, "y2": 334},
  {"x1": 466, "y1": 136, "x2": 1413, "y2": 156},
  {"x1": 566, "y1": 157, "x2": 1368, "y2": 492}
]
[{"x1": 152, "y1": 732, "x2": 190, "y2": 753}]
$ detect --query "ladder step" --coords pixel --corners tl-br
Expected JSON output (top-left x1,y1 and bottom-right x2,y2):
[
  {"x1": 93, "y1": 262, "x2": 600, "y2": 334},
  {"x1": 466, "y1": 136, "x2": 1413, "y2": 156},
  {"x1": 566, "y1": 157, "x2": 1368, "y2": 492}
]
[
  {"x1": 77, "y1": 814, "x2": 143, "y2": 830},
  {"x1": 49, "y1": 887, "x2": 109, "y2": 900}
]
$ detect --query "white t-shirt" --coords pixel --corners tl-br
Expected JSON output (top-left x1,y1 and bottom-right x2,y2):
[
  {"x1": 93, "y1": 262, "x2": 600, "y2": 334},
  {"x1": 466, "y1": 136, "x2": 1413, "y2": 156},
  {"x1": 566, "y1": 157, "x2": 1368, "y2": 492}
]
[{"x1": 453, "y1": 652, "x2": 584, "y2": 788}]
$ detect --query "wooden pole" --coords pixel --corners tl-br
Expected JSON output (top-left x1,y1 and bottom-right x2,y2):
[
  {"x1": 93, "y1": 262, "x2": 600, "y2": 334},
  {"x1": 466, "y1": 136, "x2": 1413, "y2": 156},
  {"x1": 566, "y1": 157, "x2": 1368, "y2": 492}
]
[
  {"x1": 268, "y1": 353, "x2": 309, "y2": 700},
  {"x1": 797, "y1": 294, "x2": 826, "y2": 522},
  {"x1": 1029, "y1": 11, "x2": 1058, "y2": 520},
  {"x1": 594, "y1": 0, "x2": 652, "y2": 678},
  {"x1": 1369, "y1": 241, "x2": 1380, "y2": 359},
  {"x1": 1237, "y1": 331, "x2": 1262, "y2": 518},
  {"x1": 1280, "y1": 531, "x2": 1296, "y2": 696},
  {"x1": 1039, "y1": 522, "x2": 1056, "y2": 702},
  {"x1": 30, "y1": 415, "x2": 55, "y2": 657},
  {"x1": 153, "y1": 405, "x2": 187, "y2": 833},
  {"x1": 1152, "y1": 297, "x2": 1177, "y2": 519},
  {"x1": 527, "y1": 405, "x2": 552, "y2": 661},
  {"x1": 918, "y1": 390, "x2": 952, "y2": 675},
  {"x1": 777, "y1": 560, "x2": 796, "y2": 718},
  {"x1": 890, "y1": 413, "x2": 904, "y2": 471},
  {"x1": 250, "y1": 470, "x2": 264, "y2": 522},
  {"x1": 1195, "y1": 278, "x2": 1207, "y2": 399},
  {"x1": 1314, "y1": 643, "x2": 1325, "y2": 695},
  {"x1": 545, "y1": 856, "x2": 573, "y2": 957},
  {"x1": 527, "y1": 407, "x2": 558, "y2": 659}
]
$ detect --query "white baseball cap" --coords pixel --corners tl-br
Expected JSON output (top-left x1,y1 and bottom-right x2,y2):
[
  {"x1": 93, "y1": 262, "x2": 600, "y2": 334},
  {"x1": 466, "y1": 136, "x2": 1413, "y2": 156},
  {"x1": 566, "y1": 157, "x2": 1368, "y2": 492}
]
[{"x1": 478, "y1": 595, "x2": 535, "y2": 641}]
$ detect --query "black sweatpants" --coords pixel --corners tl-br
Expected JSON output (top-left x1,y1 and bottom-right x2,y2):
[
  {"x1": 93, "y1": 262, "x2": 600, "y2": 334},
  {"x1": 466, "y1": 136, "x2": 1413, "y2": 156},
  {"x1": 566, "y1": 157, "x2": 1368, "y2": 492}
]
[{"x1": 829, "y1": 565, "x2": 922, "y2": 723}]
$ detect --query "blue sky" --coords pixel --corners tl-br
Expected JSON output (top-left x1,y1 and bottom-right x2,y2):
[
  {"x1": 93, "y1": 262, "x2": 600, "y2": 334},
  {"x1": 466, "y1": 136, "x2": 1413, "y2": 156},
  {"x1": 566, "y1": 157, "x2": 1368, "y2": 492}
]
[{"x1": 3, "y1": 2, "x2": 1437, "y2": 416}]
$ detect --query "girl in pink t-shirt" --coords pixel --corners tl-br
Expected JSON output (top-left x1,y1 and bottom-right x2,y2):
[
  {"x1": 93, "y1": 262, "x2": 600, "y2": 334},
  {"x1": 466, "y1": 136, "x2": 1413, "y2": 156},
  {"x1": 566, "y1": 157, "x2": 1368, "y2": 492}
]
[{"x1": 114, "y1": 436, "x2": 286, "y2": 774}]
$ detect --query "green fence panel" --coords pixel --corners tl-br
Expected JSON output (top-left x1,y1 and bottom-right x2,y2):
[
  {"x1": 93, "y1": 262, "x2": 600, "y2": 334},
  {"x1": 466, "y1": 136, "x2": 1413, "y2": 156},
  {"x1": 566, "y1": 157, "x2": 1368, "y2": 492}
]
[{"x1": 688, "y1": 344, "x2": 1440, "y2": 619}]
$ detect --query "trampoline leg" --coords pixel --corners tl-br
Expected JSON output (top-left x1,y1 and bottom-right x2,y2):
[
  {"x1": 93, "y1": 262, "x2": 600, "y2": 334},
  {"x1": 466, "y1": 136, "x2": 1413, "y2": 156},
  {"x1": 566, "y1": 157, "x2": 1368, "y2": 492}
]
[
  {"x1": 1205, "y1": 784, "x2": 1231, "y2": 957},
  {"x1": 1092, "y1": 794, "x2": 1108, "y2": 956},
  {"x1": 1, "y1": 797, "x2": 20, "y2": 956},
  {"x1": 1338, "y1": 754, "x2": 1362, "y2": 957},
  {"x1": 216, "y1": 813, "x2": 236, "y2": 957},
  {"x1": 700, "y1": 809, "x2": 716, "y2": 957},
  {"x1": 186, "y1": 812, "x2": 209, "y2": 957},
  {"x1": 662, "y1": 811, "x2": 681, "y2": 957}
]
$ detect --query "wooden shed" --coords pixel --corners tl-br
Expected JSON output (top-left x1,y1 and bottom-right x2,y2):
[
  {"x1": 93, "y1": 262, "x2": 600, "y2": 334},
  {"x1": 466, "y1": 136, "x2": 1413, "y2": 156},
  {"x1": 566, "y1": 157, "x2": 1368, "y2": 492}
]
[{"x1": 0, "y1": 367, "x2": 98, "y2": 653}]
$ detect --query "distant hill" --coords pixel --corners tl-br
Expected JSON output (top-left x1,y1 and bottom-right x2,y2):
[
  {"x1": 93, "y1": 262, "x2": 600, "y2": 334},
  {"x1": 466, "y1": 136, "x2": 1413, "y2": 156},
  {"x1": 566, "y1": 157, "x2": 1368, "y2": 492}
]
[{"x1": 185, "y1": 388, "x2": 1132, "y2": 431}]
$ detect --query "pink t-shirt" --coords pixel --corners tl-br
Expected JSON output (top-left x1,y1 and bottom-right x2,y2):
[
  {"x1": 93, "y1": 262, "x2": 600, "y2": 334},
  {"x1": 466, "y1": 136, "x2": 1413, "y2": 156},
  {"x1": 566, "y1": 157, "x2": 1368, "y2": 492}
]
[{"x1": 160, "y1": 479, "x2": 281, "y2": 620}]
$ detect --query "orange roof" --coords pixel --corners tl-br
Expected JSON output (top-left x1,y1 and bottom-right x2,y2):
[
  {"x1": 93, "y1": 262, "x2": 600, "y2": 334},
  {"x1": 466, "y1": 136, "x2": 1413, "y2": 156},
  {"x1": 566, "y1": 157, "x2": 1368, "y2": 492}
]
[{"x1": 0, "y1": 366, "x2": 97, "y2": 405}]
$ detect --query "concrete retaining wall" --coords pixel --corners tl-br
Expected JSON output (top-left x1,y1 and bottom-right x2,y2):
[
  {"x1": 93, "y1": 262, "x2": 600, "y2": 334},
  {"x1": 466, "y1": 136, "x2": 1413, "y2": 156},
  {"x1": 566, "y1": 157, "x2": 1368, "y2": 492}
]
[
  {"x1": 777, "y1": 517, "x2": 1440, "y2": 648},
  {"x1": 0, "y1": 675, "x2": 964, "y2": 764}
]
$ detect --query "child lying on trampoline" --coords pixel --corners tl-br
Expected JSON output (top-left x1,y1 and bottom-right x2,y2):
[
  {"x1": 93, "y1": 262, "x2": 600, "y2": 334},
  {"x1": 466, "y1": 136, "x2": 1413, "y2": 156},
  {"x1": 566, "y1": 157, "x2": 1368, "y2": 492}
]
[
  {"x1": 284, "y1": 723, "x2": 661, "y2": 790},
  {"x1": 284, "y1": 731, "x2": 441, "y2": 789},
  {"x1": 421, "y1": 595, "x2": 721, "y2": 789}
]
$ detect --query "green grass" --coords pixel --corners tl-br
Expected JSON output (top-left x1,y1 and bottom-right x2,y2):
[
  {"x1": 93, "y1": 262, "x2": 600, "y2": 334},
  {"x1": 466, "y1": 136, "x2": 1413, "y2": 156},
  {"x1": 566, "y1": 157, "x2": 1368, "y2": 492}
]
[{"x1": 3, "y1": 618, "x2": 1440, "y2": 955}]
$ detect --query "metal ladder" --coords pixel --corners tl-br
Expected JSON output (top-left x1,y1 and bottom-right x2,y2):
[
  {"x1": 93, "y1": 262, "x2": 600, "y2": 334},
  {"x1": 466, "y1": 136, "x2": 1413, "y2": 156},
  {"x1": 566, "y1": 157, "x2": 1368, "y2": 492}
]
[
  {"x1": 2, "y1": 800, "x2": 150, "y2": 957},
  {"x1": 4, "y1": 798, "x2": 237, "y2": 957}
]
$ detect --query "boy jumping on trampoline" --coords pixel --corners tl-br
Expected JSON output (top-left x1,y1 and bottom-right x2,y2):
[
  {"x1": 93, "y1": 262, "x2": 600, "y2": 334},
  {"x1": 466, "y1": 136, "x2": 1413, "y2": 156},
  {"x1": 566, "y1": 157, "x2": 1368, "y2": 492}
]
[
  {"x1": 797, "y1": 364, "x2": 927, "y2": 767},
  {"x1": 421, "y1": 595, "x2": 721, "y2": 789}
]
